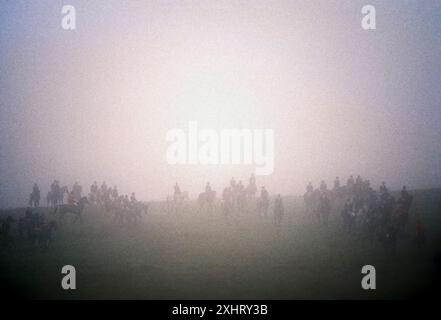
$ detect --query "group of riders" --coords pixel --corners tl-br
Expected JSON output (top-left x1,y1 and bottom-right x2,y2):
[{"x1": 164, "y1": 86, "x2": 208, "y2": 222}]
[
  {"x1": 88, "y1": 181, "x2": 148, "y2": 224},
  {"x1": 0, "y1": 180, "x2": 148, "y2": 247},
  {"x1": 171, "y1": 174, "x2": 425, "y2": 252},
  {"x1": 171, "y1": 174, "x2": 284, "y2": 227},
  {"x1": 29, "y1": 180, "x2": 83, "y2": 208},
  {"x1": 29, "y1": 180, "x2": 140, "y2": 211},
  {"x1": 1, "y1": 174, "x2": 425, "y2": 252},
  {"x1": 304, "y1": 175, "x2": 424, "y2": 252}
]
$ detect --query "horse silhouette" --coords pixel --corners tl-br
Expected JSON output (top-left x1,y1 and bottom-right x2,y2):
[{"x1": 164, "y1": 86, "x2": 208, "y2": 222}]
[
  {"x1": 198, "y1": 190, "x2": 216, "y2": 212},
  {"x1": 55, "y1": 197, "x2": 89, "y2": 223}
]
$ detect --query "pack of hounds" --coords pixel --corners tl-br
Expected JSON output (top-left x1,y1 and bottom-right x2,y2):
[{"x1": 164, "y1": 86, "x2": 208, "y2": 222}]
[{"x1": 0, "y1": 175, "x2": 426, "y2": 252}]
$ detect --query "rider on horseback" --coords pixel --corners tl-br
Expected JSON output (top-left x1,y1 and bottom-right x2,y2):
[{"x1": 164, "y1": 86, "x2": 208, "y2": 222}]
[
  {"x1": 249, "y1": 174, "x2": 256, "y2": 188},
  {"x1": 259, "y1": 186, "x2": 270, "y2": 217},
  {"x1": 174, "y1": 183, "x2": 181, "y2": 195},
  {"x1": 205, "y1": 182, "x2": 212, "y2": 194},
  {"x1": 130, "y1": 192, "x2": 137, "y2": 203},
  {"x1": 73, "y1": 182, "x2": 82, "y2": 201},
  {"x1": 67, "y1": 190, "x2": 77, "y2": 206},
  {"x1": 112, "y1": 185, "x2": 119, "y2": 200},
  {"x1": 230, "y1": 177, "x2": 236, "y2": 191},
  {"x1": 380, "y1": 182, "x2": 389, "y2": 201},
  {"x1": 30, "y1": 183, "x2": 41, "y2": 207},
  {"x1": 91, "y1": 181, "x2": 98, "y2": 194},
  {"x1": 274, "y1": 194, "x2": 284, "y2": 226},
  {"x1": 400, "y1": 185, "x2": 412, "y2": 207}
]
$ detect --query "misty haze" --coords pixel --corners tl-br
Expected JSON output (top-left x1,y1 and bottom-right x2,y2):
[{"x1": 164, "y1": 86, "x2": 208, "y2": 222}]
[{"x1": 0, "y1": 1, "x2": 440, "y2": 300}]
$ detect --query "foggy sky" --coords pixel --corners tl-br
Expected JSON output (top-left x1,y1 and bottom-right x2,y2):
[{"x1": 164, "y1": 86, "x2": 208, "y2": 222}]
[{"x1": 1, "y1": 0, "x2": 440, "y2": 208}]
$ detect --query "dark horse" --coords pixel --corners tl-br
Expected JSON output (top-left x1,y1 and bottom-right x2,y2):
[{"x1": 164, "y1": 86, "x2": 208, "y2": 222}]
[
  {"x1": 198, "y1": 190, "x2": 216, "y2": 212},
  {"x1": 55, "y1": 197, "x2": 89, "y2": 223}
]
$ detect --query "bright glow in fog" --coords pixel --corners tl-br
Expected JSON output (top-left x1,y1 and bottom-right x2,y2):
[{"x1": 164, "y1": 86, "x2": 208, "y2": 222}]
[{"x1": 0, "y1": 1, "x2": 440, "y2": 207}]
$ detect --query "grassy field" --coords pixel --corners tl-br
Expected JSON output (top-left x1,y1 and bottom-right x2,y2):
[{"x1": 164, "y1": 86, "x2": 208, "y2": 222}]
[{"x1": 1, "y1": 189, "x2": 440, "y2": 299}]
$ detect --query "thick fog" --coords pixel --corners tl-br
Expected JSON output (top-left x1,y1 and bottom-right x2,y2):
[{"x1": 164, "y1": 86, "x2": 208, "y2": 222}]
[{"x1": 0, "y1": 1, "x2": 440, "y2": 207}]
